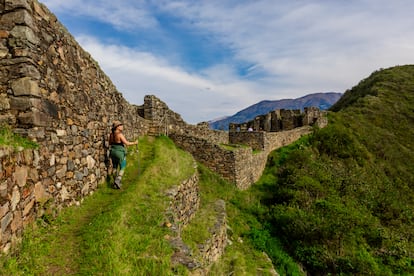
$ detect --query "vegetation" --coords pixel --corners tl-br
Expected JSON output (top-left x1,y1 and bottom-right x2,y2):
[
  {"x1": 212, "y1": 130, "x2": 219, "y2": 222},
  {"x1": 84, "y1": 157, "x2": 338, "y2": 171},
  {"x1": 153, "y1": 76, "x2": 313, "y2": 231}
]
[
  {"x1": 2, "y1": 65, "x2": 413, "y2": 275},
  {"x1": 0, "y1": 135, "x2": 287, "y2": 275},
  {"x1": 181, "y1": 164, "x2": 296, "y2": 275},
  {"x1": 255, "y1": 65, "x2": 414, "y2": 275},
  {"x1": 0, "y1": 126, "x2": 38, "y2": 150},
  {"x1": 0, "y1": 136, "x2": 193, "y2": 275}
]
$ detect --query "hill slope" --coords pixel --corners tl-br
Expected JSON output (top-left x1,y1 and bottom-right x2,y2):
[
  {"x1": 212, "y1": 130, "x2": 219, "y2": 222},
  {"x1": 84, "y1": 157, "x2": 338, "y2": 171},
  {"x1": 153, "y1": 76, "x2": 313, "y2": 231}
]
[
  {"x1": 255, "y1": 65, "x2": 414, "y2": 275},
  {"x1": 0, "y1": 136, "x2": 281, "y2": 275},
  {"x1": 209, "y1": 92, "x2": 342, "y2": 130}
]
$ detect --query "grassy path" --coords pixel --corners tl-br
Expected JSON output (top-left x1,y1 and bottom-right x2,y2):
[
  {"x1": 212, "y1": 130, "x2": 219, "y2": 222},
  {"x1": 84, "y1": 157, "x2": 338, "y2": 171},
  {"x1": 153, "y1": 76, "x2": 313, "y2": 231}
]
[
  {"x1": 0, "y1": 136, "x2": 194, "y2": 275},
  {"x1": 1, "y1": 135, "x2": 287, "y2": 275}
]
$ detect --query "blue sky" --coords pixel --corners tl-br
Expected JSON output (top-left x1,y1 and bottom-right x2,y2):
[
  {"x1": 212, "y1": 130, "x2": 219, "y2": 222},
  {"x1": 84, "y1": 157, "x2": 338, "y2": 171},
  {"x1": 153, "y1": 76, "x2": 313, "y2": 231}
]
[{"x1": 40, "y1": 0, "x2": 414, "y2": 124}]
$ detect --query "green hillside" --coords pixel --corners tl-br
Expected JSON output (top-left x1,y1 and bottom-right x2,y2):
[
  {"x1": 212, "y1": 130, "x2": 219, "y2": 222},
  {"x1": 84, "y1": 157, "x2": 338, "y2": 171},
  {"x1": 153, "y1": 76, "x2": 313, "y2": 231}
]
[
  {"x1": 0, "y1": 136, "x2": 281, "y2": 275},
  {"x1": 2, "y1": 65, "x2": 413, "y2": 275},
  {"x1": 255, "y1": 65, "x2": 414, "y2": 275}
]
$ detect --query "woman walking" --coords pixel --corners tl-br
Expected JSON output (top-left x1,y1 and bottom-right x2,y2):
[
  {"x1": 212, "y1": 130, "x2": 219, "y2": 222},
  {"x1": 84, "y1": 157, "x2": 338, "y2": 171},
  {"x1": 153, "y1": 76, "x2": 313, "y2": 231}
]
[{"x1": 108, "y1": 121, "x2": 138, "y2": 189}]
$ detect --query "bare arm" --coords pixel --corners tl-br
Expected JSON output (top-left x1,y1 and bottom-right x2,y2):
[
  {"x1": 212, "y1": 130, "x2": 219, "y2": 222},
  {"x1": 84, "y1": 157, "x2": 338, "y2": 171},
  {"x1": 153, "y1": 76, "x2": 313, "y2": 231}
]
[{"x1": 119, "y1": 133, "x2": 138, "y2": 146}]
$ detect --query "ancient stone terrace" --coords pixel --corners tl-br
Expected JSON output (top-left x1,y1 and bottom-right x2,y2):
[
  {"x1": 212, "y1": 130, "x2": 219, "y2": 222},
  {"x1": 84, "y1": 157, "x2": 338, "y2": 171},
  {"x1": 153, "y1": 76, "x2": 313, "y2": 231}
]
[
  {"x1": 228, "y1": 107, "x2": 327, "y2": 151},
  {"x1": 229, "y1": 106, "x2": 327, "y2": 134},
  {"x1": 0, "y1": 0, "x2": 328, "y2": 257}
]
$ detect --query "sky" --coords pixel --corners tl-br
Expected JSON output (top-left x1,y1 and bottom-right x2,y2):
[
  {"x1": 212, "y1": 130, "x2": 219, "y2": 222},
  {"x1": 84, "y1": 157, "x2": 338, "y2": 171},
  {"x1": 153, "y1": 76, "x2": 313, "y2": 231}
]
[{"x1": 39, "y1": 0, "x2": 414, "y2": 124}]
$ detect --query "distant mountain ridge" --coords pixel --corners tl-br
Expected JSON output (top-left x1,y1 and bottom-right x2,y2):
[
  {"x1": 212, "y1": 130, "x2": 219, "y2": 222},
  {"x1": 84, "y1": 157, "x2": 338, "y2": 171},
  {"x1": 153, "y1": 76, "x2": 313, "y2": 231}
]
[{"x1": 209, "y1": 92, "x2": 342, "y2": 130}]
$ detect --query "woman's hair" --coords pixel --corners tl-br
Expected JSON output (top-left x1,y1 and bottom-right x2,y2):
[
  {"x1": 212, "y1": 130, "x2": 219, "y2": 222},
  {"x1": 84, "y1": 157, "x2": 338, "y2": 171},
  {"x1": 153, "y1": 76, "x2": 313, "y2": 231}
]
[{"x1": 111, "y1": 120, "x2": 123, "y2": 133}]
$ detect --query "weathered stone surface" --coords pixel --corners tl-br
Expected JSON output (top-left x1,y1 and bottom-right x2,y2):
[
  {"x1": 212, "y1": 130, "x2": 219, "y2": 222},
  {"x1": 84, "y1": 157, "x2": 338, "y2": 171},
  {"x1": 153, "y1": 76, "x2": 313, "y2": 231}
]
[
  {"x1": 23, "y1": 198, "x2": 34, "y2": 216},
  {"x1": 34, "y1": 182, "x2": 49, "y2": 203},
  {"x1": 0, "y1": 94, "x2": 10, "y2": 110},
  {"x1": 17, "y1": 110, "x2": 49, "y2": 126},
  {"x1": 0, "y1": 181, "x2": 8, "y2": 198},
  {"x1": 81, "y1": 183, "x2": 89, "y2": 195},
  {"x1": 5, "y1": 0, "x2": 32, "y2": 12},
  {"x1": 1, "y1": 212, "x2": 13, "y2": 233},
  {"x1": 9, "y1": 96, "x2": 41, "y2": 111},
  {"x1": 0, "y1": 114, "x2": 16, "y2": 125},
  {"x1": 10, "y1": 25, "x2": 39, "y2": 45},
  {"x1": 60, "y1": 186, "x2": 69, "y2": 201},
  {"x1": 13, "y1": 166, "x2": 28, "y2": 187},
  {"x1": 0, "y1": 30, "x2": 9, "y2": 38},
  {"x1": 56, "y1": 129, "x2": 66, "y2": 136},
  {"x1": 86, "y1": 155, "x2": 95, "y2": 170},
  {"x1": 0, "y1": 203, "x2": 9, "y2": 219},
  {"x1": 11, "y1": 77, "x2": 40, "y2": 97},
  {"x1": 0, "y1": 47, "x2": 9, "y2": 58},
  {"x1": 0, "y1": 9, "x2": 35, "y2": 30},
  {"x1": 55, "y1": 165, "x2": 67, "y2": 178},
  {"x1": 10, "y1": 211, "x2": 22, "y2": 232},
  {"x1": 10, "y1": 186, "x2": 20, "y2": 211}
]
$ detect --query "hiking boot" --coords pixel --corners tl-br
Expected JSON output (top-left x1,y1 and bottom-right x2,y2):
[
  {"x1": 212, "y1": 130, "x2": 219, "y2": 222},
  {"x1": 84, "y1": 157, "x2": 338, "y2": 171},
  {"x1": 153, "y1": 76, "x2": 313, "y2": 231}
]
[{"x1": 114, "y1": 176, "x2": 122, "y2": 189}]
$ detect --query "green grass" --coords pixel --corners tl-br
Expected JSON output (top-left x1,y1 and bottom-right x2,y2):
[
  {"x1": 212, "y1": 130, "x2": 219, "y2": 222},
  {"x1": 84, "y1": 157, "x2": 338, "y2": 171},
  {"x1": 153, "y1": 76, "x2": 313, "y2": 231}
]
[
  {"x1": 219, "y1": 143, "x2": 250, "y2": 151},
  {"x1": 182, "y1": 164, "x2": 299, "y2": 275},
  {"x1": 4, "y1": 65, "x2": 413, "y2": 275},
  {"x1": 0, "y1": 134, "x2": 291, "y2": 275},
  {"x1": 0, "y1": 126, "x2": 38, "y2": 150},
  {"x1": 255, "y1": 65, "x2": 414, "y2": 275},
  {"x1": 0, "y1": 135, "x2": 193, "y2": 275}
]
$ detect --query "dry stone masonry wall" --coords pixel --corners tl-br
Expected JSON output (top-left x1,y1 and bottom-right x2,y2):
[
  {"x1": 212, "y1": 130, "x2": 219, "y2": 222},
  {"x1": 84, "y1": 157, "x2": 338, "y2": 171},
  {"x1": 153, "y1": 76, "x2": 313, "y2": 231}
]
[
  {"x1": 0, "y1": 0, "x2": 328, "y2": 265},
  {"x1": 0, "y1": 0, "x2": 150, "y2": 253},
  {"x1": 166, "y1": 168, "x2": 228, "y2": 271},
  {"x1": 0, "y1": 147, "x2": 38, "y2": 253},
  {"x1": 0, "y1": 0, "x2": 228, "y2": 255},
  {"x1": 229, "y1": 106, "x2": 327, "y2": 132},
  {"x1": 165, "y1": 171, "x2": 200, "y2": 228},
  {"x1": 144, "y1": 95, "x2": 228, "y2": 144},
  {"x1": 171, "y1": 126, "x2": 320, "y2": 190}
]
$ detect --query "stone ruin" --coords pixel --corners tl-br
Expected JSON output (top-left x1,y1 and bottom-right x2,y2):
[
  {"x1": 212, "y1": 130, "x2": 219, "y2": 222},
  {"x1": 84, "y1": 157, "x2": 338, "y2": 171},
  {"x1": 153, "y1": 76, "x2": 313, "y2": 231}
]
[
  {"x1": 0, "y1": 1, "x2": 328, "y2": 271},
  {"x1": 229, "y1": 106, "x2": 327, "y2": 133}
]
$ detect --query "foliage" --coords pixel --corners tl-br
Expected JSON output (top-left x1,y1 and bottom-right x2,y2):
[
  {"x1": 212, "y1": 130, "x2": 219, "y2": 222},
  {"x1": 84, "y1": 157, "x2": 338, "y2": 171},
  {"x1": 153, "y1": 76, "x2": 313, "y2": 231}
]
[
  {"x1": 0, "y1": 135, "x2": 287, "y2": 275},
  {"x1": 257, "y1": 65, "x2": 414, "y2": 275},
  {"x1": 2, "y1": 64, "x2": 413, "y2": 275},
  {"x1": 191, "y1": 164, "x2": 295, "y2": 275},
  {"x1": 0, "y1": 126, "x2": 38, "y2": 150},
  {"x1": 0, "y1": 136, "x2": 192, "y2": 275}
]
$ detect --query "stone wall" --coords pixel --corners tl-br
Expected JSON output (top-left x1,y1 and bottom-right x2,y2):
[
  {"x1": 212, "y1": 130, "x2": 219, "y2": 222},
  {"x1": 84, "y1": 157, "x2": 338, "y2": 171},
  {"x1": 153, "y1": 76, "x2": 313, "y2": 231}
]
[
  {"x1": 0, "y1": 0, "x2": 151, "y2": 253},
  {"x1": 144, "y1": 95, "x2": 228, "y2": 144},
  {"x1": 0, "y1": 147, "x2": 38, "y2": 253},
  {"x1": 198, "y1": 199, "x2": 227, "y2": 265},
  {"x1": 229, "y1": 131, "x2": 266, "y2": 151},
  {"x1": 166, "y1": 168, "x2": 227, "y2": 271},
  {"x1": 172, "y1": 126, "x2": 315, "y2": 190},
  {"x1": 165, "y1": 171, "x2": 200, "y2": 227},
  {"x1": 0, "y1": 0, "x2": 327, "y2": 263},
  {"x1": 169, "y1": 133, "x2": 239, "y2": 184},
  {"x1": 230, "y1": 126, "x2": 313, "y2": 152},
  {"x1": 229, "y1": 106, "x2": 327, "y2": 133}
]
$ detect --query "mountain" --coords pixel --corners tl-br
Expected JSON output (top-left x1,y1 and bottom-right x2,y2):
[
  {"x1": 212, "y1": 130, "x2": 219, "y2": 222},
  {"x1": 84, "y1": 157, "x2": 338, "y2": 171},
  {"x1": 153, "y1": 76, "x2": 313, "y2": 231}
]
[{"x1": 209, "y1": 92, "x2": 342, "y2": 130}]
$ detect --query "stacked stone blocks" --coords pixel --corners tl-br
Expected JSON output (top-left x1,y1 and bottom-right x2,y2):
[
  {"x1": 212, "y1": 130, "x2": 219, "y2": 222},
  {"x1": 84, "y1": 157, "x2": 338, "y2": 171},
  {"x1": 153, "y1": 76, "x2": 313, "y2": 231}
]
[{"x1": 0, "y1": 1, "x2": 327, "y2": 269}]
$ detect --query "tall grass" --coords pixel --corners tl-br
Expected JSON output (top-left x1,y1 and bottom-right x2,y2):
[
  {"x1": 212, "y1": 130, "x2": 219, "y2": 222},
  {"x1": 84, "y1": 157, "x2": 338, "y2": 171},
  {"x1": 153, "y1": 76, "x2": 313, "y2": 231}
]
[
  {"x1": 182, "y1": 164, "x2": 301, "y2": 275},
  {"x1": 0, "y1": 134, "x2": 302, "y2": 275},
  {"x1": 256, "y1": 65, "x2": 414, "y2": 275},
  {"x1": 0, "y1": 135, "x2": 193, "y2": 275}
]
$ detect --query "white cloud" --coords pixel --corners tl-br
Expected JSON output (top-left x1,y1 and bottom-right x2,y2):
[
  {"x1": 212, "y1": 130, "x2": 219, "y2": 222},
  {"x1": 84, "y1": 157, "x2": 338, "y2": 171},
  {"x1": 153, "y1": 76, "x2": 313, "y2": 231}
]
[
  {"x1": 40, "y1": 0, "x2": 158, "y2": 30},
  {"x1": 40, "y1": 0, "x2": 414, "y2": 123},
  {"x1": 77, "y1": 36, "x2": 256, "y2": 123}
]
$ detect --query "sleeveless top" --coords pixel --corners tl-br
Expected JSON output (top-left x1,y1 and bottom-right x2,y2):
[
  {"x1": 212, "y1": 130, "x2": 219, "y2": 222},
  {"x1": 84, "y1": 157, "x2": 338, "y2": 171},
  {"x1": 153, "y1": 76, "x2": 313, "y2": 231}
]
[{"x1": 109, "y1": 133, "x2": 124, "y2": 147}]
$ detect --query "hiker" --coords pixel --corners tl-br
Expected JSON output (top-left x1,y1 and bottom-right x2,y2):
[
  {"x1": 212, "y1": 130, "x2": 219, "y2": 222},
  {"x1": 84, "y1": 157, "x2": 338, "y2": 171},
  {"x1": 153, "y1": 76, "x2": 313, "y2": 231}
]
[{"x1": 108, "y1": 121, "x2": 138, "y2": 189}]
